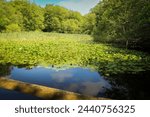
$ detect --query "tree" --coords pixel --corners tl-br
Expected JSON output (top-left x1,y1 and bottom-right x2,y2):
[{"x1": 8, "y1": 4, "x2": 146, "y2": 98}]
[
  {"x1": 0, "y1": 0, "x2": 85, "y2": 34},
  {"x1": 92, "y1": 0, "x2": 150, "y2": 51},
  {"x1": 44, "y1": 5, "x2": 68, "y2": 32},
  {"x1": 18, "y1": 1, "x2": 44, "y2": 31},
  {"x1": 0, "y1": 1, "x2": 18, "y2": 32},
  {"x1": 61, "y1": 19, "x2": 80, "y2": 33},
  {"x1": 0, "y1": 0, "x2": 44, "y2": 32},
  {"x1": 5, "y1": 23, "x2": 21, "y2": 32},
  {"x1": 82, "y1": 13, "x2": 96, "y2": 34},
  {"x1": 44, "y1": 5, "x2": 83, "y2": 33}
]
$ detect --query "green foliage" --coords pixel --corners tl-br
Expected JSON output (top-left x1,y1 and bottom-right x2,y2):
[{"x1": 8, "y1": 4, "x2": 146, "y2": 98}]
[
  {"x1": 61, "y1": 19, "x2": 80, "y2": 33},
  {"x1": 44, "y1": 5, "x2": 83, "y2": 33},
  {"x1": 82, "y1": 13, "x2": 96, "y2": 34},
  {"x1": 0, "y1": 0, "x2": 19, "y2": 32},
  {"x1": 44, "y1": 5, "x2": 68, "y2": 31},
  {"x1": 15, "y1": 1, "x2": 44, "y2": 31},
  {"x1": 92, "y1": 0, "x2": 150, "y2": 52},
  {"x1": 0, "y1": 0, "x2": 44, "y2": 32},
  {"x1": 0, "y1": 0, "x2": 96, "y2": 34},
  {"x1": 5, "y1": 24, "x2": 21, "y2": 32},
  {"x1": 0, "y1": 32, "x2": 149, "y2": 76}
]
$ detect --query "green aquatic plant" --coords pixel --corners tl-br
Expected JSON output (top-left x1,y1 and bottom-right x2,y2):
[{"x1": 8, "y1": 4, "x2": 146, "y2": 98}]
[{"x1": 0, "y1": 32, "x2": 150, "y2": 76}]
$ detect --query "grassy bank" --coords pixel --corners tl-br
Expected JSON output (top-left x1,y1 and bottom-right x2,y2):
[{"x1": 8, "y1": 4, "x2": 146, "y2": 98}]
[{"x1": 0, "y1": 32, "x2": 150, "y2": 76}]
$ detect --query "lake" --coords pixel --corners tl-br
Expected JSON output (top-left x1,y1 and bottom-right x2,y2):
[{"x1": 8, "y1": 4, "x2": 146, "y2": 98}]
[{"x1": 0, "y1": 64, "x2": 150, "y2": 99}]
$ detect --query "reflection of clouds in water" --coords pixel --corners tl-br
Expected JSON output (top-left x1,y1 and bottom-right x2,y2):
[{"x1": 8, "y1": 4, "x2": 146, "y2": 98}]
[
  {"x1": 68, "y1": 83, "x2": 79, "y2": 91},
  {"x1": 79, "y1": 82, "x2": 104, "y2": 96},
  {"x1": 50, "y1": 72, "x2": 73, "y2": 83},
  {"x1": 80, "y1": 81, "x2": 111, "y2": 96},
  {"x1": 50, "y1": 68, "x2": 111, "y2": 96},
  {"x1": 68, "y1": 80, "x2": 111, "y2": 96},
  {"x1": 10, "y1": 65, "x2": 112, "y2": 97}
]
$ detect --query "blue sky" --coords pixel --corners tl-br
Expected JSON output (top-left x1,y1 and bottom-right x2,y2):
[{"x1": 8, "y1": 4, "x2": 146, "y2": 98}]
[{"x1": 33, "y1": 0, "x2": 100, "y2": 15}]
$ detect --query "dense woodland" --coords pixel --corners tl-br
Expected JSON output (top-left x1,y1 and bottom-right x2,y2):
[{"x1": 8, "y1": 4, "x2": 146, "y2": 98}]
[
  {"x1": 92, "y1": 0, "x2": 150, "y2": 52},
  {"x1": 0, "y1": 0, "x2": 86, "y2": 33},
  {"x1": 0, "y1": 0, "x2": 149, "y2": 52}
]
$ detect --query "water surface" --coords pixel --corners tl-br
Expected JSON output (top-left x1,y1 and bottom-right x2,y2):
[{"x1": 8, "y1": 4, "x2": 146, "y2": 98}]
[
  {"x1": 0, "y1": 88, "x2": 41, "y2": 100},
  {"x1": 9, "y1": 66, "x2": 111, "y2": 97},
  {"x1": 1, "y1": 64, "x2": 150, "y2": 99}
]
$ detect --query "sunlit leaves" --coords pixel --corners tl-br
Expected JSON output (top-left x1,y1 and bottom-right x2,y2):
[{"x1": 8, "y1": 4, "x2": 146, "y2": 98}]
[{"x1": 0, "y1": 32, "x2": 150, "y2": 76}]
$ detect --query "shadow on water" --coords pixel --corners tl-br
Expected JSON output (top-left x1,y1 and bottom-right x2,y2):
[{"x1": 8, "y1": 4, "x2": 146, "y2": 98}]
[
  {"x1": 0, "y1": 88, "x2": 41, "y2": 100},
  {"x1": 0, "y1": 64, "x2": 150, "y2": 99},
  {"x1": 0, "y1": 64, "x2": 12, "y2": 76},
  {"x1": 105, "y1": 71, "x2": 150, "y2": 100}
]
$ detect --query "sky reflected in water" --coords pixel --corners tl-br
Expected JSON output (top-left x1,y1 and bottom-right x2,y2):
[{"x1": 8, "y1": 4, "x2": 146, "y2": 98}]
[{"x1": 9, "y1": 66, "x2": 111, "y2": 97}]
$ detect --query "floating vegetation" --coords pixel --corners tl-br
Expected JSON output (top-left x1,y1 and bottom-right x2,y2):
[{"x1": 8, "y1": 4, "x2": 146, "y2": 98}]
[{"x1": 0, "y1": 32, "x2": 150, "y2": 76}]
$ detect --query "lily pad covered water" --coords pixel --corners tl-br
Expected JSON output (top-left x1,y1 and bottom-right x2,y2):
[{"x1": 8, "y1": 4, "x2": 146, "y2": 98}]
[
  {"x1": 0, "y1": 32, "x2": 150, "y2": 99},
  {"x1": 0, "y1": 33, "x2": 150, "y2": 76}
]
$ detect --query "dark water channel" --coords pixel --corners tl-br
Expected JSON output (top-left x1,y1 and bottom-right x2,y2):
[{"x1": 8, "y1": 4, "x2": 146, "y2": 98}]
[
  {"x1": 0, "y1": 88, "x2": 41, "y2": 100},
  {"x1": 0, "y1": 64, "x2": 150, "y2": 99}
]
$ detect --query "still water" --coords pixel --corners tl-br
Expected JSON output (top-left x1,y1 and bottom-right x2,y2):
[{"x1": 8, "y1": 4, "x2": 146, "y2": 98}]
[
  {"x1": 0, "y1": 64, "x2": 150, "y2": 99},
  {"x1": 9, "y1": 66, "x2": 111, "y2": 97},
  {"x1": 0, "y1": 88, "x2": 41, "y2": 100}
]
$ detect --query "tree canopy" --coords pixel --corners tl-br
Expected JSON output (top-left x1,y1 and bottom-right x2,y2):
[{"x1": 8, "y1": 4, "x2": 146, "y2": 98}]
[
  {"x1": 0, "y1": 0, "x2": 149, "y2": 52},
  {"x1": 92, "y1": 0, "x2": 150, "y2": 51},
  {"x1": 44, "y1": 5, "x2": 83, "y2": 33},
  {"x1": 0, "y1": 0, "x2": 87, "y2": 33}
]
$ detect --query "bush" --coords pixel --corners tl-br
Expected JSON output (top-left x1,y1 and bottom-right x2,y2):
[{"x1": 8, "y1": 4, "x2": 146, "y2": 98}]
[{"x1": 5, "y1": 24, "x2": 21, "y2": 32}]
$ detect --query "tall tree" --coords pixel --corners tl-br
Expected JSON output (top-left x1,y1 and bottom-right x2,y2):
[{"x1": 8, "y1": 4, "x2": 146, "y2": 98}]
[
  {"x1": 82, "y1": 13, "x2": 96, "y2": 34},
  {"x1": 93, "y1": 0, "x2": 150, "y2": 51},
  {"x1": 44, "y1": 5, "x2": 83, "y2": 33}
]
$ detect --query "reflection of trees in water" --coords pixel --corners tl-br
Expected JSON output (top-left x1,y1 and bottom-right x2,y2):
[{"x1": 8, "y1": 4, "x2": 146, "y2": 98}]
[
  {"x1": 105, "y1": 71, "x2": 150, "y2": 99},
  {"x1": 0, "y1": 64, "x2": 13, "y2": 76},
  {"x1": 0, "y1": 64, "x2": 35, "y2": 77}
]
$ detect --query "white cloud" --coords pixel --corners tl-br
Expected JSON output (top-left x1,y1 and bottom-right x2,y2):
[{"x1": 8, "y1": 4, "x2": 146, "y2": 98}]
[
  {"x1": 79, "y1": 81, "x2": 111, "y2": 96},
  {"x1": 56, "y1": 0, "x2": 100, "y2": 15},
  {"x1": 51, "y1": 71, "x2": 73, "y2": 83}
]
